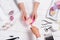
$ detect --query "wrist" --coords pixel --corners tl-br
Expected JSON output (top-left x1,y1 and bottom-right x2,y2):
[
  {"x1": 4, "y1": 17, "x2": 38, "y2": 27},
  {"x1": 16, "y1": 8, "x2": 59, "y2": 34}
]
[
  {"x1": 36, "y1": 34, "x2": 41, "y2": 38},
  {"x1": 22, "y1": 11, "x2": 27, "y2": 14},
  {"x1": 32, "y1": 10, "x2": 37, "y2": 14}
]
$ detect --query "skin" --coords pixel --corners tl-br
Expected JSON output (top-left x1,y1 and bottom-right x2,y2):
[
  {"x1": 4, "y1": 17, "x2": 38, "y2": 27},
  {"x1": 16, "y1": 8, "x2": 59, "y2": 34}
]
[
  {"x1": 18, "y1": 1, "x2": 40, "y2": 38},
  {"x1": 30, "y1": 25, "x2": 41, "y2": 38},
  {"x1": 31, "y1": 2, "x2": 40, "y2": 20},
  {"x1": 18, "y1": 3, "x2": 27, "y2": 21},
  {"x1": 18, "y1": 2, "x2": 40, "y2": 21}
]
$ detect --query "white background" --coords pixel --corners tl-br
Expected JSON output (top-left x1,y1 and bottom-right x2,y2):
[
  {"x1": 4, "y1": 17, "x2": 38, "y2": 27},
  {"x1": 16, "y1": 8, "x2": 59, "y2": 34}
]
[{"x1": 0, "y1": 0, "x2": 60, "y2": 40}]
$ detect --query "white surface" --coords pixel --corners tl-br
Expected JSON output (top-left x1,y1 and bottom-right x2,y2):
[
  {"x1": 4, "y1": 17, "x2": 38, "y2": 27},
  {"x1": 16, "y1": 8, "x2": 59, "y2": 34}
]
[{"x1": 0, "y1": 0, "x2": 60, "y2": 40}]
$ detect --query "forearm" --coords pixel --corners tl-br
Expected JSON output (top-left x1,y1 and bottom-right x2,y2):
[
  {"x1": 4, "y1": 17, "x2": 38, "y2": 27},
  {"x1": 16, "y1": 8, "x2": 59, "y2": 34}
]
[
  {"x1": 33, "y1": 2, "x2": 40, "y2": 12},
  {"x1": 18, "y1": 3, "x2": 27, "y2": 14}
]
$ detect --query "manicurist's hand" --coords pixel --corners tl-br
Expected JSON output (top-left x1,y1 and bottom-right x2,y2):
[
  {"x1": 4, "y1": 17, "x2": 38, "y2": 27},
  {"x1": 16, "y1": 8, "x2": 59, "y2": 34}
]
[{"x1": 30, "y1": 25, "x2": 41, "y2": 38}]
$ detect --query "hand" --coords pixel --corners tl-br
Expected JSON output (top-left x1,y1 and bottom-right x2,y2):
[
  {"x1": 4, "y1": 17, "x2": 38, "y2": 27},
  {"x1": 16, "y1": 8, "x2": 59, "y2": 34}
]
[
  {"x1": 30, "y1": 26, "x2": 41, "y2": 38},
  {"x1": 21, "y1": 12, "x2": 27, "y2": 21},
  {"x1": 31, "y1": 11, "x2": 38, "y2": 21}
]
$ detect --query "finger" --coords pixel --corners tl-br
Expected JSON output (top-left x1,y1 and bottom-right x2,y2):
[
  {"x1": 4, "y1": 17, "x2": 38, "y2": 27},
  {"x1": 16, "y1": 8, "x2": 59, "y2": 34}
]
[
  {"x1": 23, "y1": 16, "x2": 26, "y2": 21},
  {"x1": 31, "y1": 14, "x2": 35, "y2": 20},
  {"x1": 31, "y1": 14, "x2": 34, "y2": 20},
  {"x1": 32, "y1": 14, "x2": 37, "y2": 21},
  {"x1": 34, "y1": 14, "x2": 38, "y2": 20},
  {"x1": 22, "y1": 16, "x2": 25, "y2": 21},
  {"x1": 21, "y1": 13, "x2": 26, "y2": 21},
  {"x1": 24, "y1": 16, "x2": 26, "y2": 21}
]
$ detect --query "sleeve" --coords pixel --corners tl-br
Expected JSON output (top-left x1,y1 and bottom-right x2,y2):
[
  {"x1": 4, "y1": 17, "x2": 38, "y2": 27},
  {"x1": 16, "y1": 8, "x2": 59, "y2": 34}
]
[
  {"x1": 16, "y1": 0, "x2": 24, "y2": 4},
  {"x1": 33, "y1": 0, "x2": 40, "y2": 3}
]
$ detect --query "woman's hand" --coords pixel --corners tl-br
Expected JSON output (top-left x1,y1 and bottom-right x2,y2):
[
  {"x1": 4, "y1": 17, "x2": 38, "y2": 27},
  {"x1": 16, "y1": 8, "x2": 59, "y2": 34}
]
[
  {"x1": 31, "y1": 11, "x2": 38, "y2": 21},
  {"x1": 21, "y1": 12, "x2": 27, "y2": 21},
  {"x1": 18, "y1": 3, "x2": 27, "y2": 21},
  {"x1": 31, "y1": 2, "x2": 40, "y2": 21}
]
